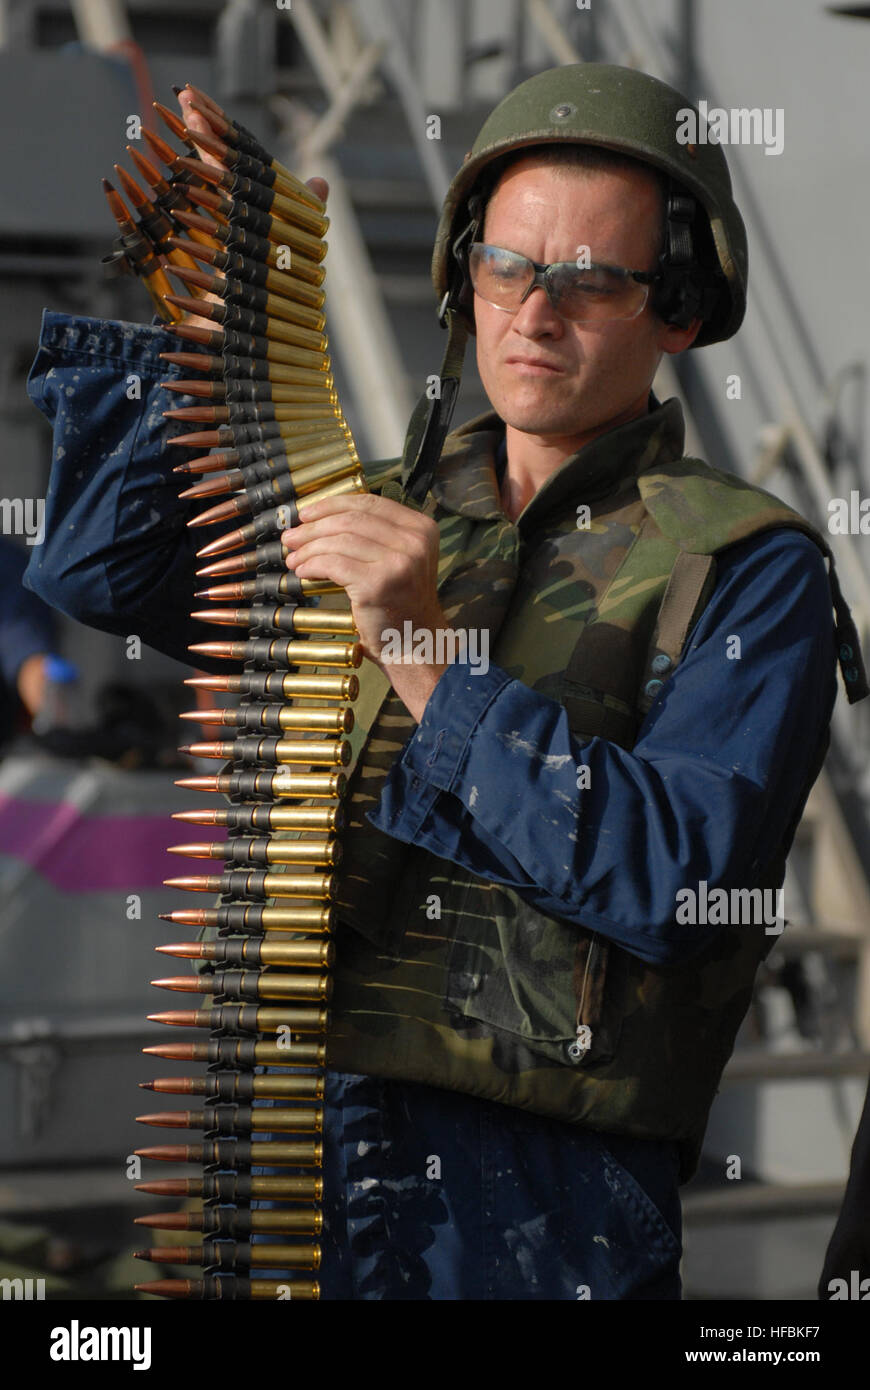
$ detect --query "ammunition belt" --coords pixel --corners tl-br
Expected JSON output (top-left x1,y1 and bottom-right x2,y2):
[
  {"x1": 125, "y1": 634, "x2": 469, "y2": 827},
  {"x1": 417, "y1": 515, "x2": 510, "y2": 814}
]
[{"x1": 107, "y1": 83, "x2": 368, "y2": 1302}]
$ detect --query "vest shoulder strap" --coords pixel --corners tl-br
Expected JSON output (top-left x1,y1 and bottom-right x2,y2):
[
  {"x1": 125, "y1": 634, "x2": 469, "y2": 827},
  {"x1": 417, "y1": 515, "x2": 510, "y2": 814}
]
[
  {"x1": 637, "y1": 549, "x2": 717, "y2": 717},
  {"x1": 639, "y1": 455, "x2": 869, "y2": 705}
]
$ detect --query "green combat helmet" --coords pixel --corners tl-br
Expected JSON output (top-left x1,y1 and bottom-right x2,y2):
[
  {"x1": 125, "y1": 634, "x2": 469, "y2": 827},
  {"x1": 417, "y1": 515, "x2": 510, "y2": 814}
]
[
  {"x1": 434, "y1": 62, "x2": 748, "y2": 347},
  {"x1": 402, "y1": 62, "x2": 748, "y2": 503}
]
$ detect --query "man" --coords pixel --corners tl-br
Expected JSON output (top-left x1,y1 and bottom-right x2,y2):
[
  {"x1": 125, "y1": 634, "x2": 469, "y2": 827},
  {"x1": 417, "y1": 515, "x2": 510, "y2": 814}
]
[{"x1": 26, "y1": 64, "x2": 867, "y2": 1300}]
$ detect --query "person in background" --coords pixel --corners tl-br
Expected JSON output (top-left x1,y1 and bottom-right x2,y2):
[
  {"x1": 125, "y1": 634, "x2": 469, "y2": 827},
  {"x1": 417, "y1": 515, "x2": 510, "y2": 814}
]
[{"x1": 0, "y1": 534, "x2": 57, "y2": 742}]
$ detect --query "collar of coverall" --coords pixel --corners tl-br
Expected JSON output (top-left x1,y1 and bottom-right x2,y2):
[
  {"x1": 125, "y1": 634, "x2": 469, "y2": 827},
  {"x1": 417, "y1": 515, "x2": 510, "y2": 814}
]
[{"x1": 429, "y1": 391, "x2": 685, "y2": 527}]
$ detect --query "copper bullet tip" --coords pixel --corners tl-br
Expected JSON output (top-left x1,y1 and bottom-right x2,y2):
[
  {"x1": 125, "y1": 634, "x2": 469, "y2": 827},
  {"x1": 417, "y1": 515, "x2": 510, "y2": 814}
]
[
  {"x1": 187, "y1": 86, "x2": 226, "y2": 121},
  {"x1": 167, "y1": 236, "x2": 216, "y2": 264},
  {"x1": 166, "y1": 264, "x2": 215, "y2": 291},
  {"x1": 153, "y1": 100, "x2": 188, "y2": 141},
  {"x1": 134, "y1": 1145, "x2": 187, "y2": 1160},
  {"x1": 174, "y1": 208, "x2": 220, "y2": 236},
  {"x1": 163, "y1": 406, "x2": 216, "y2": 423},
  {"x1": 167, "y1": 429, "x2": 221, "y2": 449},
  {"x1": 134, "y1": 1279, "x2": 191, "y2": 1296},
  {"x1": 186, "y1": 642, "x2": 236, "y2": 658},
  {"x1": 160, "y1": 350, "x2": 209, "y2": 369},
  {"x1": 162, "y1": 380, "x2": 217, "y2": 402},
  {"x1": 195, "y1": 527, "x2": 246, "y2": 558},
  {"x1": 134, "y1": 1214, "x2": 187, "y2": 1229},
  {"x1": 190, "y1": 608, "x2": 239, "y2": 623},
  {"x1": 185, "y1": 123, "x2": 228, "y2": 161},
  {"x1": 194, "y1": 554, "x2": 247, "y2": 577},
  {"x1": 178, "y1": 479, "x2": 227, "y2": 501},
  {"x1": 142, "y1": 127, "x2": 181, "y2": 165},
  {"x1": 150, "y1": 976, "x2": 202, "y2": 992},
  {"x1": 163, "y1": 291, "x2": 216, "y2": 319},
  {"x1": 180, "y1": 452, "x2": 232, "y2": 476},
  {"x1": 188, "y1": 499, "x2": 242, "y2": 528}
]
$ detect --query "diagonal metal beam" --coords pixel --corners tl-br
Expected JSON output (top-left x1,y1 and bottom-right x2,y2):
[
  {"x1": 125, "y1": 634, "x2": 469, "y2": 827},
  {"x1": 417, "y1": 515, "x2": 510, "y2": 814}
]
[
  {"x1": 353, "y1": 0, "x2": 452, "y2": 208},
  {"x1": 526, "y1": 0, "x2": 584, "y2": 64},
  {"x1": 69, "y1": 0, "x2": 133, "y2": 47},
  {"x1": 271, "y1": 94, "x2": 414, "y2": 458},
  {"x1": 294, "y1": 37, "x2": 387, "y2": 162}
]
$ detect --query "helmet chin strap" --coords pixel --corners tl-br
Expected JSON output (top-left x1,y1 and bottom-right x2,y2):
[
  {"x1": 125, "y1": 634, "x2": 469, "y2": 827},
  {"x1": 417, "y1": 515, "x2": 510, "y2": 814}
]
[
  {"x1": 399, "y1": 306, "x2": 470, "y2": 508},
  {"x1": 400, "y1": 208, "x2": 479, "y2": 507}
]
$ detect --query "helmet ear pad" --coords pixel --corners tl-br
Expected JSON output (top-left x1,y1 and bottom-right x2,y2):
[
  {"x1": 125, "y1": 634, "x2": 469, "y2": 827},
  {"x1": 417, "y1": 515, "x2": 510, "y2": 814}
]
[
  {"x1": 652, "y1": 187, "x2": 726, "y2": 332},
  {"x1": 652, "y1": 262, "x2": 707, "y2": 331}
]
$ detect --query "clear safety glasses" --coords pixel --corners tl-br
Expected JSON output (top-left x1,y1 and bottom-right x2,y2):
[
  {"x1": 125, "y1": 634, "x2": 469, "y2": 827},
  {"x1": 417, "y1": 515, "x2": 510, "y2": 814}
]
[{"x1": 468, "y1": 242, "x2": 661, "y2": 323}]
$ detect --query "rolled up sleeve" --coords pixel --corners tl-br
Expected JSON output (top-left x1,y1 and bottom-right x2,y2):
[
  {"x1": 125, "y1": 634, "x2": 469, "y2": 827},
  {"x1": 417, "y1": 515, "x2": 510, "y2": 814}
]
[{"x1": 25, "y1": 310, "x2": 211, "y2": 666}]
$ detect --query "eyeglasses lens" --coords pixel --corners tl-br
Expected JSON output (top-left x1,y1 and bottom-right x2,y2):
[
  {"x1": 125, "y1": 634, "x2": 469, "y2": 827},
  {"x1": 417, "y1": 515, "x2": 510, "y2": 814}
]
[{"x1": 468, "y1": 244, "x2": 649, "y2": 323}]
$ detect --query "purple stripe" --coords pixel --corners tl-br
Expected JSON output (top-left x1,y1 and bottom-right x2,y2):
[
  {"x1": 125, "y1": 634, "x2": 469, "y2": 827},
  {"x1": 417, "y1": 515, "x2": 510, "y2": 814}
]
[{"x1": 0, "y1": 793, "x2": 225, "y2": 892}]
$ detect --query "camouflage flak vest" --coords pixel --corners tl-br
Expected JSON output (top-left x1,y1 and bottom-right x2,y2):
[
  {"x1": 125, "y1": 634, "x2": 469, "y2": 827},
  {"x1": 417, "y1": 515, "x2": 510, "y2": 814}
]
[{"x1": 316, "y1": 398, "x2": 866, "y2": 1182}]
